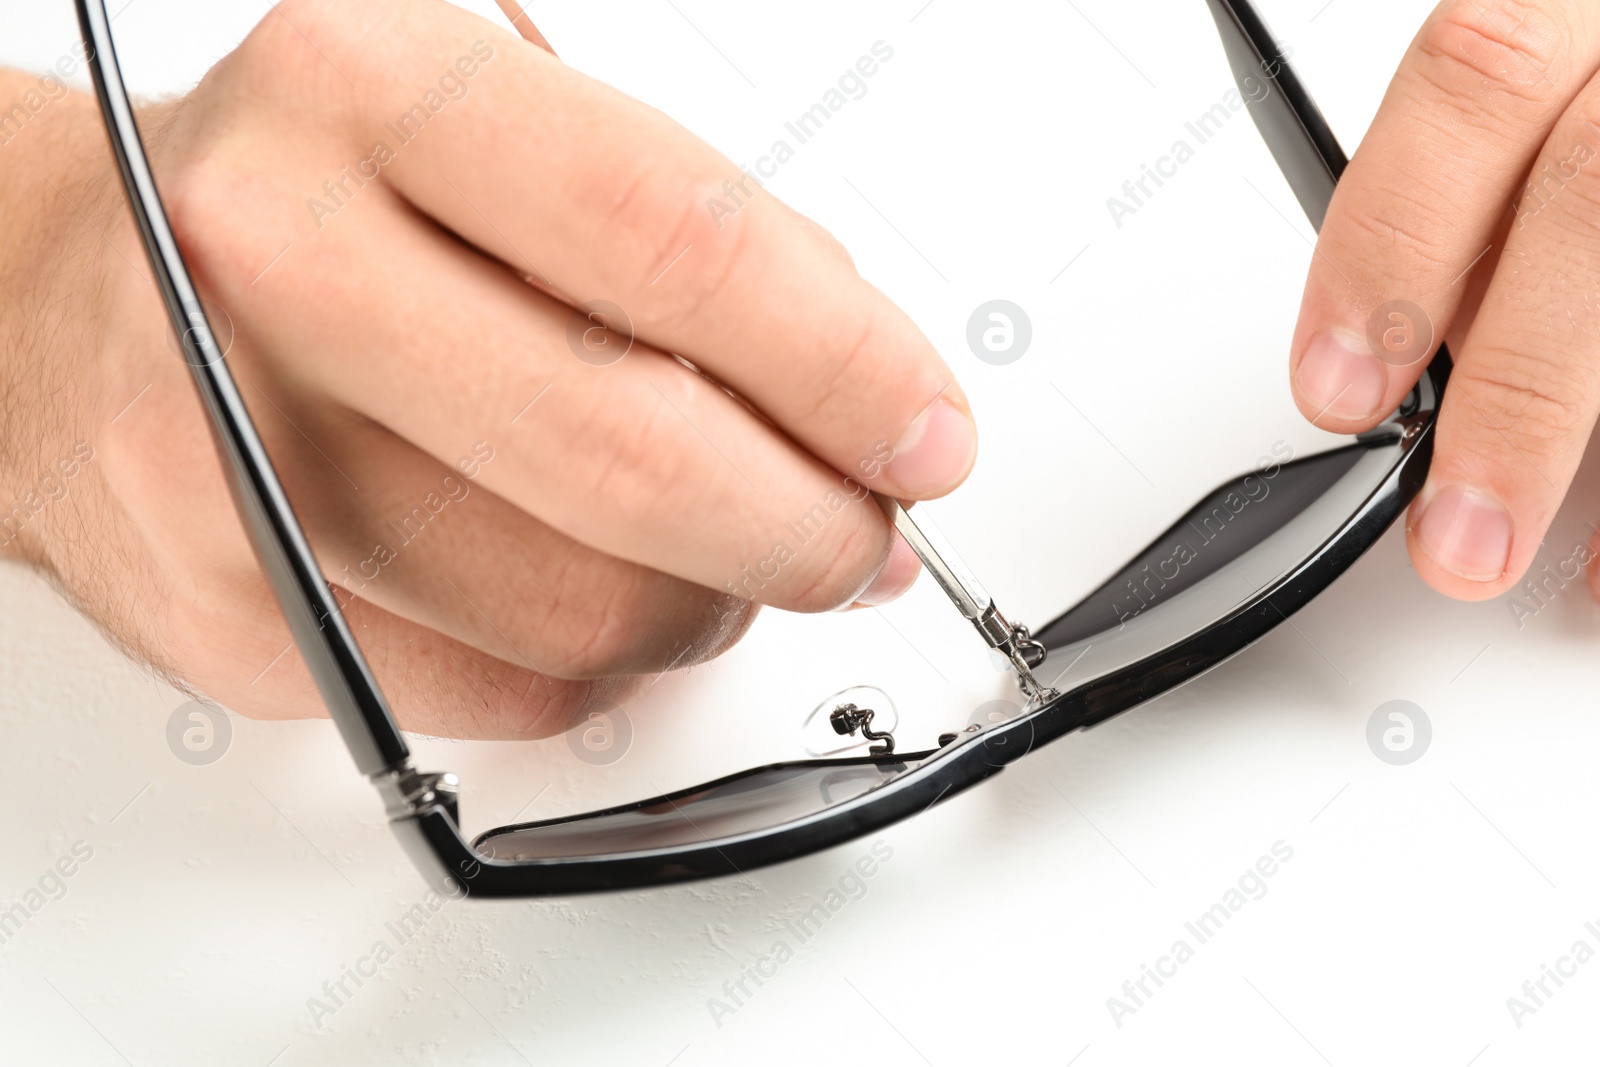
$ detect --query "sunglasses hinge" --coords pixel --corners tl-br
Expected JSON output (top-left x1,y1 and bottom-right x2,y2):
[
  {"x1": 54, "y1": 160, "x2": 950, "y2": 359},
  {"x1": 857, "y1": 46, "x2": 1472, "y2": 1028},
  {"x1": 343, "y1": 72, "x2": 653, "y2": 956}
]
[{"x1": 375, "y1": 764, "x2": 461, "y2": 826}]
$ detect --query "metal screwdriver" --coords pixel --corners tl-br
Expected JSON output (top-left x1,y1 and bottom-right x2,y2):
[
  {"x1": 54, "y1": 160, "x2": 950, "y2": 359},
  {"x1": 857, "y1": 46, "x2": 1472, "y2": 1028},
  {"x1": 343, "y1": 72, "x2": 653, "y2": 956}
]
[{"x1": 876, "y1": 496, "x2": 1056, "y2": 704}]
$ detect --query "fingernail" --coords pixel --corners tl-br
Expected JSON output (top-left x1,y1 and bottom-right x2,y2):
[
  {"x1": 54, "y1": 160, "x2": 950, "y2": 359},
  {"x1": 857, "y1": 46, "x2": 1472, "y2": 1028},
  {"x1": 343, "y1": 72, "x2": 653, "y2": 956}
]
[
  {"x1": 849, "y1": 533, "x2": 921, "y2": 608},
  {"x1": 1294, "y1": 331, "x2": 1387, "y2": 422},
  {"x1": 1411, "y1": 485, "x2": 1513, "y2": 583},
  {"x1": 882, "y1": 397, "x2": 978, "y2": 497}
]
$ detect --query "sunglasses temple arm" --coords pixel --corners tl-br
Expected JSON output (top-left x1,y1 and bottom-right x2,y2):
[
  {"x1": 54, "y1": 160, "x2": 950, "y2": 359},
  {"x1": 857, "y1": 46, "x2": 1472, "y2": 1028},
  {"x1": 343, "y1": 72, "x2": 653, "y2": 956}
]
[
  {"x1": 74, "y1": 0, "x2": 412, "y2": 779},
  {"x1": 1205, "y1": 0, "x2": 1347, "y2": 232}
]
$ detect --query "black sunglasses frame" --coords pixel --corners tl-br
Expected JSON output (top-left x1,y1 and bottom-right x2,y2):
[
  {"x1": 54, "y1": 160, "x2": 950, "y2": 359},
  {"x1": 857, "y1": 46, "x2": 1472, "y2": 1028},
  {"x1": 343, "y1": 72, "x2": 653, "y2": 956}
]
[{"x1": 75, "y1": 0, "x2": 1447, "y2": 897}]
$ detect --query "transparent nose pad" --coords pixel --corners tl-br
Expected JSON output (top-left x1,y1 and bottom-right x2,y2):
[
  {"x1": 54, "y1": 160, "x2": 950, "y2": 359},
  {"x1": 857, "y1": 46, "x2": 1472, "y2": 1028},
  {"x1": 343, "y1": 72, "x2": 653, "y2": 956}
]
[{"x1": 801, "y1": 686, "x2": 899, "y2": 757}]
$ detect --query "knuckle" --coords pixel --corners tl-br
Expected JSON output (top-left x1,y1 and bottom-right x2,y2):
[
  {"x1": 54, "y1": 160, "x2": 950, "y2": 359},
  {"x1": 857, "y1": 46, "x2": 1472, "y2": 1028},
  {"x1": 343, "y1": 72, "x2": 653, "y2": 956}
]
[
  {"x1": 578, "y1": 387, "x2": 706, "y2": 532},
  {"x1": 539, "y1": 572, "x2": 650, "y2": 678},
  {"x1": 1416, "y1": 1, "x2": 1568, "y2": 109},
  {"x1": 595, "y1": 161, "x2": 754, "y2": 329},
  {"x1": 484, "y1": 672, "x2": 594, "y2": 739},
  {"x1": 547, "y1": 579, "x2": 758, "y2": 677},
  {"x1": 782, "y1": 508, "x2": 886, "y2": 613},
  {"x1": 419, "y1": 637, "x2": 596, "y2": 740},
  {"x1": 163, "y1": 146, "x2": 333, "y2": 310},
  {"x1": 791, "y1": 301, "x2": 882, "y2": 427},
  {"x1": 161, "y1": 154, "x2": 259, "y2": 292},
  {"x1": 1529, "y1": 103, "x2": 1600, "y2": 215},
  {"x1": 1339, "y1": 192, "x2": 1460, "y2": 270},
  {"x1": 1452, "y1": 343, "x2": 1596, "y2": 451},
  {"x1": 234, "y1": 0, "x2": 360, "y2": 92}
]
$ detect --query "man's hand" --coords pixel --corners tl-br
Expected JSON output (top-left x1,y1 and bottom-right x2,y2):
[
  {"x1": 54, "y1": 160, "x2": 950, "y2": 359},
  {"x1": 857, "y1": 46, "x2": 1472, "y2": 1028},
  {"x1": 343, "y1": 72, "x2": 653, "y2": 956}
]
[
  {"x1": 1290, "y1": 0, "x2": 1600, "y2": 602},
  {"x1": 0, "y1": 0, "x2": 975, "y2": 738}
]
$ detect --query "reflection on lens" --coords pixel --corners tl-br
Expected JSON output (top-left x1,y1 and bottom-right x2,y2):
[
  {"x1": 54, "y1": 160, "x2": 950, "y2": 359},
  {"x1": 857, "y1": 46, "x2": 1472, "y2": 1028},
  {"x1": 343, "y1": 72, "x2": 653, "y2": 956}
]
[{"x1": 478, "y1": 757, "x2": 925, "y2": 862}]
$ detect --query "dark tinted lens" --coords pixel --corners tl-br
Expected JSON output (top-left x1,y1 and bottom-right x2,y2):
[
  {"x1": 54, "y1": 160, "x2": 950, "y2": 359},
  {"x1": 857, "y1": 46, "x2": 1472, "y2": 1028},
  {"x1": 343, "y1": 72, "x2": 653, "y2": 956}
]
[
  {"x1": 476, "y1": 756, "x2": 927, "y2": 861},
  {"x1": 1029, "y1": 404, "x2": 1435, "y2": 710},
  {"x1": 1035, "y1": 444, "x2": 1367, "y2": 650}
]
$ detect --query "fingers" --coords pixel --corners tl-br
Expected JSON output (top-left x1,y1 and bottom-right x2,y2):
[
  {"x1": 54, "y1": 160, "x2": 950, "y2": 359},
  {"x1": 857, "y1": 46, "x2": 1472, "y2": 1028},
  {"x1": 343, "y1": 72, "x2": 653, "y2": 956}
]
[
  {"x1": 247, "y1": 393, "x2": 759, "y2": 678},
  {"x1": 91, "y1": 349, "x2": 613, "y2": 739},
  {"x1": 1406, "y1": 80, "x2": 1600, "y2": 598},
  {"x1": 1291, "y1": 0, "x2": 1600, "y2": 429},
  {"x1": 177, "y1": 577, "x2": 631, "y2": 741},
  {"x1": 97, "y1": 346, "x2": 713, "y2": 736},
  {"x1": 175, "y1": 152, "x2": 915, "y2": 613},
  {"x1": 316, "y1": 0, "x2": 975, "y2": 501}
]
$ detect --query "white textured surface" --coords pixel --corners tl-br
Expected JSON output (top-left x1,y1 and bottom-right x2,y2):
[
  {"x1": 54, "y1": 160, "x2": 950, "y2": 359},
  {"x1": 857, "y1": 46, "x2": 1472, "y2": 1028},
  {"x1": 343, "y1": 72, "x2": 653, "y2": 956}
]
[{"x1": 6, "y1": 0, "x2": 1600, "y2": 1064}]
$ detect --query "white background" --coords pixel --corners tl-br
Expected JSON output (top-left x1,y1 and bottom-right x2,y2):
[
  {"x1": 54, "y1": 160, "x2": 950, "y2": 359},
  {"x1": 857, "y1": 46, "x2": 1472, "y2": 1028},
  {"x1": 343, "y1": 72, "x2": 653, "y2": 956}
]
[{"x1": 5, "y1": 0, "x2": 1600, "y2": 1064}]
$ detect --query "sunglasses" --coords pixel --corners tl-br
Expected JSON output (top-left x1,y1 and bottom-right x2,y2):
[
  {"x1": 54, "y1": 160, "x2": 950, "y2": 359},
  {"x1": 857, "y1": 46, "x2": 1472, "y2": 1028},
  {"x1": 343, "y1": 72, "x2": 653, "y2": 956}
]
[{"x1": 76, "y1": 0, "x2": 1448, "y2": 897}]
